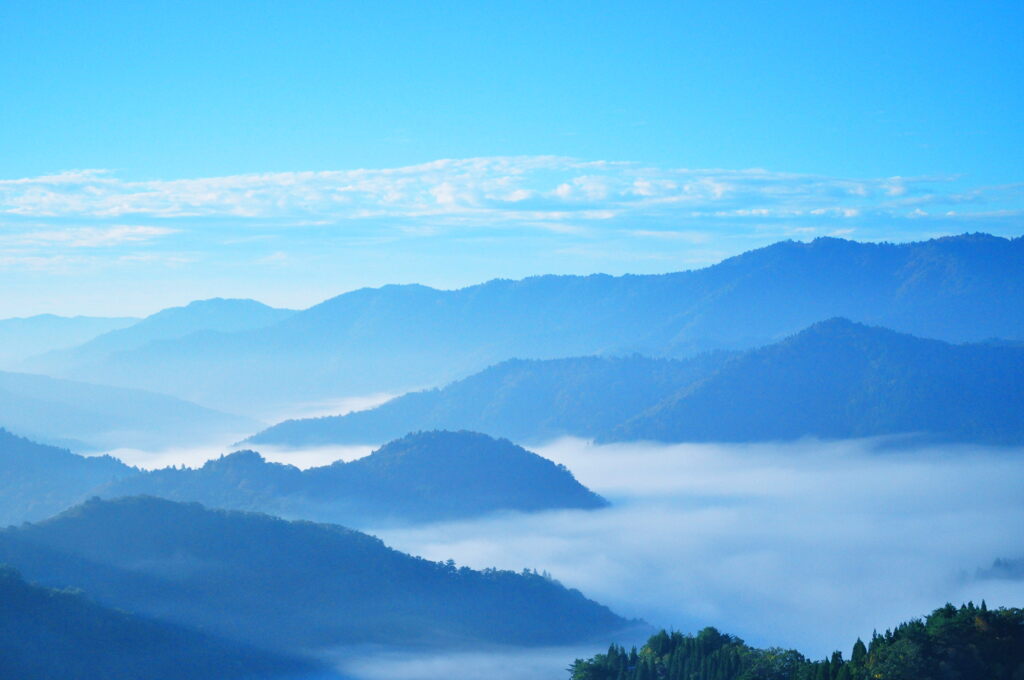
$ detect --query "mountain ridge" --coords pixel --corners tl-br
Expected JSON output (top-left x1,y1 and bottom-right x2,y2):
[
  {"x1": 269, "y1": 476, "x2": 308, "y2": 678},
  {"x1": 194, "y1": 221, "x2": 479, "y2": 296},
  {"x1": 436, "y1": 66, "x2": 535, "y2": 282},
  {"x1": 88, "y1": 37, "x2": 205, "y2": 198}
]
[
  {"x1": 0, "y1": 495, "x2": 634, "y2": 652},
  {"x1": 247, "y1": 318, "x2": 1024, "y2": 447}
]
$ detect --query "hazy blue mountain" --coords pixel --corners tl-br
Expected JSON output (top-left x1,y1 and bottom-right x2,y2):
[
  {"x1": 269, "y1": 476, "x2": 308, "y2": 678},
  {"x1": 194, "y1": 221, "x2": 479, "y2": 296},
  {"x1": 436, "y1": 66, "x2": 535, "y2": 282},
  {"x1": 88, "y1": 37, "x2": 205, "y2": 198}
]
[
  {"x1": 0, "y1": 496, "x2": 632, "y2": 653},
  {"x1": 0, "y1": 370, "x2": 256, "y2": 451},
  {"x1": 0, "y1": 565, "x2": 318, "y2": 680},
  {"x1": 101, "y1": 431, "x2": 606, "y2": 525},
  {"x1": 249, "y1": 319, "x2": 1024, "y2": 447},
  {"x1": 976, "y1": 558, "x2": 1024, "y2": 581},
  {"x1": 0, "y1": 429, "x2": 134, "y2": 526},
  {"x1": 612, "y1": 318, "x2": 1024, "y2": 444},
  {"x1": 0, "y1": 430, "x2": 604, "y2": 527},
  {"x1": 247, "y1": 354, "x2": 732, "y2": 446},
  {"x1": 23, "y1": 297, "x2": 294, "y2": 375},
  {"x1": 0, "y1": 314, "x2": 137, "y2": 368},
  {"x1": 23, "y1": 234, "x2": 1024, "y2": 415}
]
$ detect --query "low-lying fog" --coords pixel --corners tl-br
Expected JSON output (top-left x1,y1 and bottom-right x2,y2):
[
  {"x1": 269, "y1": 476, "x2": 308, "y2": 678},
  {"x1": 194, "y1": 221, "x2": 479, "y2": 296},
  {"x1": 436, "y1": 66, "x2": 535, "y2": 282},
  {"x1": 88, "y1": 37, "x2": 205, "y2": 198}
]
[
  {"x1": 368, "y1": 438, "x2": 1024, "y2": 667},
  {"x1": 102, "y1": 436, "x2": 1024, "y2": 679}
]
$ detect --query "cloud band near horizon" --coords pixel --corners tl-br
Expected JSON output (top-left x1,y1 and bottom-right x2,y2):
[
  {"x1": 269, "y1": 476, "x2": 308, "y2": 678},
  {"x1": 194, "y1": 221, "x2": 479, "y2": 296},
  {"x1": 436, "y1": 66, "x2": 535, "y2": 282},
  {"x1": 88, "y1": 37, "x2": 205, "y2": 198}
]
[{"x1": 0, "y1": 156, "x2": 1021, "y2": 317}]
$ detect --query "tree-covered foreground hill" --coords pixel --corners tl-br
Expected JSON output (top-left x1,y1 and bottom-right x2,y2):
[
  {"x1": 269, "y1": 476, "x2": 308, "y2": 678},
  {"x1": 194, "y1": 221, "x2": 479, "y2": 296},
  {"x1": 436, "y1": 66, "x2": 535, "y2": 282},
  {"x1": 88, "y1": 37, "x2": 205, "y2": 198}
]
[
  {"x1": 0, "y1": 496, "x2": 632, "y2": 652},
  {"x1": 0, "y1": 565, "x2": 319, "y2": 680},
  {"x1": 570, "y1": 602, "x2": 1024, "y2": 680}
]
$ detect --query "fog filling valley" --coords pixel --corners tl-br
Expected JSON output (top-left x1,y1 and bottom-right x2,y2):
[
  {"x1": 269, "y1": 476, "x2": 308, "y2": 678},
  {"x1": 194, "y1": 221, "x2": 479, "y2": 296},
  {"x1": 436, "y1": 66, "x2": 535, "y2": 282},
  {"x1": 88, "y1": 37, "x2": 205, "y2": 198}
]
[
  {"x1": 101, "y1": 432, "x2": 1024, "y2": 675},
  {"x1": 364, "y1": 438, "x2": 1024, "y2": 666},
  {"x1": 92, "y1": 435, "x2": 1024, "y2": 679}
]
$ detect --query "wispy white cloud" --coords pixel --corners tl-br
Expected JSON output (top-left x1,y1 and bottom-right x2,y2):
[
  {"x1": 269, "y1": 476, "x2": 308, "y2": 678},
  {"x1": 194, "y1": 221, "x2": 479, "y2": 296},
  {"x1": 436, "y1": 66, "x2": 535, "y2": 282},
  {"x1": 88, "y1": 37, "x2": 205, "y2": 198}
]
[
  {"x1": 0, "y1": 225, "x2": 178, "y2": 248},
  {"x1": 2, "y1": 158, "x2": 1019, "y2": 231}
]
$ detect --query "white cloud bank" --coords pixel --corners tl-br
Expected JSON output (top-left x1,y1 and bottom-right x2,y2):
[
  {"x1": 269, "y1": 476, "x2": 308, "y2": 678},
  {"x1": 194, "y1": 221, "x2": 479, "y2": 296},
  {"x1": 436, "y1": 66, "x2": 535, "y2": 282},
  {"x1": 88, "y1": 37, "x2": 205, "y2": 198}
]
[{"x1": 371, "y1": 438, "x2": 1024, "y2": 661}]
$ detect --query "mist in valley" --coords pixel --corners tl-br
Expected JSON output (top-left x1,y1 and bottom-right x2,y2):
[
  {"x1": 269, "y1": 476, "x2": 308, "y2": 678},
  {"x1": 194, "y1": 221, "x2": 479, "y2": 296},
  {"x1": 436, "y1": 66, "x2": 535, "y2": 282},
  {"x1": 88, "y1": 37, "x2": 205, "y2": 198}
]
[
  {"x1": 363, "y1": 438, "x2": 1024, "y2": 663},
  {"x1": 103, "y1": 433, "x2": 1024, "y2": 679}
]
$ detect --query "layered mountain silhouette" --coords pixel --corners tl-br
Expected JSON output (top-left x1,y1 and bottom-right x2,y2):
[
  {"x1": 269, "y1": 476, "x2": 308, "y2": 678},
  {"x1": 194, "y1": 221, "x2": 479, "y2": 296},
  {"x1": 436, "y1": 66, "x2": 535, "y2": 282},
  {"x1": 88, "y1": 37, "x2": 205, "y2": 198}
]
[
  {"x1": 611, "y1": 318, "x2": 1024, "y2": 443},
  {"x1": 0, "y1": 429, "x2": 134, "y2": 526},
  {"x1": 0, "y1": 565, "x2": 318, "y2": 680},
  {"x1": 0, "y1": 496, "x2": 632, "y2": 652},
  {"x1": 0, "y1": 369, "x2": 255, "y2": 450},
  {"x1": 101, "y1": 430, "x2": 607, "y2": 525},
  {"x1": 247, "y1": 354, "x2": 732, "y2": 446},
  {"x1": 1, "y1": 430, "x2": 605, "y2": 527},
  {"x1": 22, "y1": 297, "x2": 294, "y2": 375},
  {"x1": 22, "y1": 234, "x2": 1024, "y2": 416},
  {"x1": 249, "y1": 319, "x2": 1024, "y2": 446},
  {"x1": 0, "y1": 314, "x2": 136, "y2": 368}
]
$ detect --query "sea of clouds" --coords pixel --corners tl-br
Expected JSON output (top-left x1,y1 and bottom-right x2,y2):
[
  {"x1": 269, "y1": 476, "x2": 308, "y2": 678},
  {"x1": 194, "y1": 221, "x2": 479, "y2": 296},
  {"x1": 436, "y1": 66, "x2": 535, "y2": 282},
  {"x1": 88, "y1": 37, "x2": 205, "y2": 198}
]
[
  {"x1": 348, "y1": 437, "x2": 1024, "y2": 678},
  {"x1": 104, "y1": 434, "x2": 1024, "y2": 679}
]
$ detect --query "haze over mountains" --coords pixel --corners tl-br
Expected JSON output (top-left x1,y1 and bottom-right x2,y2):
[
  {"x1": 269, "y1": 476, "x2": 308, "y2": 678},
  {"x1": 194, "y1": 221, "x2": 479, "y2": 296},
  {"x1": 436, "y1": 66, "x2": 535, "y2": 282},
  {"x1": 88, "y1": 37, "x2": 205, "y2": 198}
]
[
  {"x1": 248, "y1": 319, "x2": 1024, "y2": 447},
  {"x1": 23, "y1": 298, "x2": 294, "y2": 375},
  {"x1": 1, "y1": 232, "x2": 1023, "y2": 680},
  {"x1": 0, "y1": 369, "x2": 255, "y2": 451},
  {"x1": 101, "y1": 430, "x2": 606, "y2": 526},
  {"x1": 15, "y1": 233, "x2": 1024, "y2": 416},
  {"x1": 0, "y1": 496, "x2": 633, "y2": 654},
  {"x1": 0, "y1": 430, "x2": 605, "y2": 528},
  {"x1": 0, "y1": 314, "x2": 136, "y2": 368},
  {"x1": 0, "y1": 429, "x2": 133, "y2": 526}
]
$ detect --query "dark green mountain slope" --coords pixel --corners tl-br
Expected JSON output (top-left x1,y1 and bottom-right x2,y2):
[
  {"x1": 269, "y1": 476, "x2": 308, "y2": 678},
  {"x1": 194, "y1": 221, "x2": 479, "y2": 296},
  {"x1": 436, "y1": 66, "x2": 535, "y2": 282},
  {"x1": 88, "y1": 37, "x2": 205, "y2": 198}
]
[
  {"x1": 612, "y1": 318, "x2": 1024, "y2": 444},
  {"x1": 0, "y1": 496, "x2": 631, "y2": 652},
  {"x1": 246, "y1": 355, "x2": 730, "y2": 446},
  {"x1": 0, "y1": 565, "x2": 317, "y2": 680},
  {"x1": 0, "y1": 428, "x2": 133, "y2": 525},
  {"x1": 101, "y1": 430, "x2": 606, "y2": 525},
  {"x1": 569, "y1": 602, "x2": 1024, "y2": 680},
  {"x1": 27, "y1": 233, "x2": 1024, "y2": 415}
]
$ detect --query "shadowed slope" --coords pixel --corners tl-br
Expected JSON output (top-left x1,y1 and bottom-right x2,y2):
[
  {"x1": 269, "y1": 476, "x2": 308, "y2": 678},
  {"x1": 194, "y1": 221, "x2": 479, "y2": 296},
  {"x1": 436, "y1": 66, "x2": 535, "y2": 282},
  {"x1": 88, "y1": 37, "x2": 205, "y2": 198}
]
[
  {"x1": 0, "y1": 565, "x2": 319, "y2": 680},
  {"x1": 0, "y1": 496, "x2": 632, "y2": 652},
  {"x1": 102, "y1": 430, "x2": 607, "y2": 525}
]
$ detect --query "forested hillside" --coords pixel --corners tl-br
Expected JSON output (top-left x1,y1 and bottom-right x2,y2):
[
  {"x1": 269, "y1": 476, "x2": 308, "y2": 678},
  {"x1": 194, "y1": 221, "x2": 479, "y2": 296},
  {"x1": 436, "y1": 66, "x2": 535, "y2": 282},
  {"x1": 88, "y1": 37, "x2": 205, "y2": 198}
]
[
  {"x1": 0, "y1": 565, "x2": 318, "y2": 680},
  {"x1": 0, "y1": 428, "x2": 134, "y2": 525},
  {"x1": 101, "y1": 430, "x2": 607, "y2": 525},
  {"x1": 570, "y1": 602, "x2": 1024, "y2": 680},
  {"x1": 0, "y1": 496, "x2": 632, "y2": 652}
]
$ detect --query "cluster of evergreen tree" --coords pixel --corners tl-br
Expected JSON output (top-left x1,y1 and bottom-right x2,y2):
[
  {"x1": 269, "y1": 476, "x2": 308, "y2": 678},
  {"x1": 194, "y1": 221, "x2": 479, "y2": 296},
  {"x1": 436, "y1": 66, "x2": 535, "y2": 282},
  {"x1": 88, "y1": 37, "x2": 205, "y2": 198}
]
[{"x1": 570, "y1": 602, "x2": 1024, "y2": 680}]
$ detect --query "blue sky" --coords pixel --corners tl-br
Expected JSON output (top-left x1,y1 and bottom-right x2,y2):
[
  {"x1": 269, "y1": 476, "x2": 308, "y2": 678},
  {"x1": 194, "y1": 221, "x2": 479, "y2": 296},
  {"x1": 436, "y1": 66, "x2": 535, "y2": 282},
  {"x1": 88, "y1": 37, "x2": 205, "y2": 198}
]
[{"x1": 1, "y1": 0, "x2": 1022, "y2": 316}]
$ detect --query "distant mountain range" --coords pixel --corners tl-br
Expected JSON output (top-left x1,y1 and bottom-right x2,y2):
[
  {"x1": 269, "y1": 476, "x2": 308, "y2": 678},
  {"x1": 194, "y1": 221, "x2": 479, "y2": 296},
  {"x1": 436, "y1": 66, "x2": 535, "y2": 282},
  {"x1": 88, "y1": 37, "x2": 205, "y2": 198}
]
[
  {"x1": 610, "y1": 317, "x2": 1024, "y2": 444},
  {"x1": 247, "y1": 354, "x2": 733, "y2": 446},
  {"x1": 0, "y1": 430, "x2": 606, "y2": 527},
  {"x1": 0, "y1": 564, "x2": 317, "y2": 680},
  {"x1": 0, "y1": 496, "x2": 633, "y2": 653},
  {"x1": 248, "y1": 319, "x2": 1024, "y2": 446},
  {"x1": 0, "y1": 369, "x2": 256, "y2": 451},
  {"x1": 21, "y1": 297, "x2": 294, "y2": 375},
  {"x1": 0, "y1": 314, "x2": 137, "y2": 368},
  {"x1": 20, "y1": 233, "x2": 1024, "y2": 416}
]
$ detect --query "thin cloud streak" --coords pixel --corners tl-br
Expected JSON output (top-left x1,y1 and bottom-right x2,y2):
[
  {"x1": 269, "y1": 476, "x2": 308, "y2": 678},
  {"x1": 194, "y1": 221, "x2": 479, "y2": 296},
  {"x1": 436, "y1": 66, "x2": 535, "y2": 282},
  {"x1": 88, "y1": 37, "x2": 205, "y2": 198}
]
[{"x1": 1, "y1": 158, "x2": 1019, "y2": 228}]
